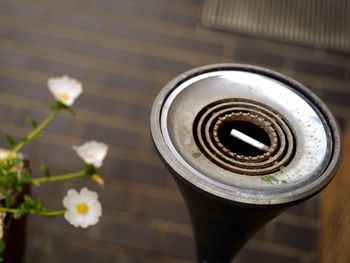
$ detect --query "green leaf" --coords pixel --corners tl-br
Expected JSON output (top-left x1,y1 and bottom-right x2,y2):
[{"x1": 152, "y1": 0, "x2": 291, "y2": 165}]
[
  {"x1": 0, "y1": 240, "x2": 6, "y2": 253},
  {"x1": 13, "y1": 209, "x2": 22, "y2": 219},
  {"x1": 14, "y1": 199, "x2": 32, "y2": 219},
  {"x1": 50, "y1": 100, "x2": 76, "y2": 115},
  {"x1": 35, "y1": 198, "x2": 43, "y2": 212},
  {"x1": 26, "y1": 117, "x2": 38, "y2": 128},
  {"x1": 24, "y1": 195, "x2": 35, "y2": 206},
  {"x1": 19, "y1": 170, "x2": 32, "y2": 184},
  {"x1": 51, "y1": 101, "x2": 67, "y2": 111},
  {"x1": 5, "y1": 134, "x2": 16, "y2": 148},
  {"x1": 5, "y1": 191, "x2": 13, "y2": 207},
  {"x1": 6, "y1": 157, "x2": 20, "y2": 167},
  {"x1": 15, "y1": 184, "x2": 24, "y2": 193},
  {"x1": 41, "y1": 165, "x2": 51, "y2": 178}
]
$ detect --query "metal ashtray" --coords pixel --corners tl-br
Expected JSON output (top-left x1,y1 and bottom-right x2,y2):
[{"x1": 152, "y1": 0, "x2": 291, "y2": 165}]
[
  {"x1": 150, "y1": 64, "x2": 342, "y2": 262},
  {"x1": 151, "y1": 63, "x2": 341, "y2": 204}
]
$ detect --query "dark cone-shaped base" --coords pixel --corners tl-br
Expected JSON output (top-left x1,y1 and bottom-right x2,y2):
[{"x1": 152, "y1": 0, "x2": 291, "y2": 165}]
[{"x1": 174, "y1": 176, "x2": 289, "y2": 263}]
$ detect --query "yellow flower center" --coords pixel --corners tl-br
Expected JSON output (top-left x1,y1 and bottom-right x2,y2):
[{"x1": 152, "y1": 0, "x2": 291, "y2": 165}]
[
  {"x1": 85, "y1": 153, "x2": 95, "y2": 161},
  {"x1": 76, "y1": 203, "x2": 89, "y2": 215},
  {"x1": 59, "y1": 92, "x2": 70, "y2": 101}
]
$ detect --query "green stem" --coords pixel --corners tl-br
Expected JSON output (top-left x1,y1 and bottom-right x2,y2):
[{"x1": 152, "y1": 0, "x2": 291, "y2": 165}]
[
  {"x1": 0, "y1": 207, "x2": 65, "y2": 217},
  {"x1": 37, "y1": 210, "x2": 65, "y2": 216},
  {"x1": 10, "y1": 108, "x2": 60, "y2": 154},
  {"x1": 0, "y1": 207, "x2": 16, "y2": 213},
  {"x1": 31, "y1": 170, "x2": 86, "y2": 186}
]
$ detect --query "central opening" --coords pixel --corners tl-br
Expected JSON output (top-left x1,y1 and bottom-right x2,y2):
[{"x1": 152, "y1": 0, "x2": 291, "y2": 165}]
[{"x1": 216, "y1": 120, "x2": 271, "y2": 157}]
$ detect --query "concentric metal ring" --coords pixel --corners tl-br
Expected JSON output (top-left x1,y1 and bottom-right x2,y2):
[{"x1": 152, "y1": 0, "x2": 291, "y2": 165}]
[
  {"x1": 213, "y1": 112, "x2": 278, "y2": 160},
  {"x1": 193, "y1": 99, "x2": 295, "y2": 175}
]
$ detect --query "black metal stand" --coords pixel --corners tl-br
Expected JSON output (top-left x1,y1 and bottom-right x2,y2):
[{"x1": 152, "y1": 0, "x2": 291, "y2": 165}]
[{"x1": 174, "y1": 176, "x2": 288, "y2": 263}]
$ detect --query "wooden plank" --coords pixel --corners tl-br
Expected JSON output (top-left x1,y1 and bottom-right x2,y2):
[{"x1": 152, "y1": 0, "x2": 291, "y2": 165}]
[{"x1": 319, "y1": 121, "x2": 350, "y2": 263}]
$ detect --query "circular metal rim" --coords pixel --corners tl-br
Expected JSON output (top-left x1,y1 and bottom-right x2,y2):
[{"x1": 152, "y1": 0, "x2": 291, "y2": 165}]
[{"x1": 150, "y1": 63, "x2": 342, "y2": 206}]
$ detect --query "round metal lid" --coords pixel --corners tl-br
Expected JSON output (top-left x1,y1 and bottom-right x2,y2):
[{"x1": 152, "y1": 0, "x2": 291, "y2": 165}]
[{"x1": 150, "y1": 64, "x2": 341, "y2": 205}]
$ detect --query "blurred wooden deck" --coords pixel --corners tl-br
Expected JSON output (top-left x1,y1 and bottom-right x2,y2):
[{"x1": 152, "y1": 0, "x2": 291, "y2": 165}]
[
  {"x1": 320, "y1": 123, "x2": 350, "y2": 263},
  {"x1": 0, "y1": 0, "x2": 349, "y2": 262}
]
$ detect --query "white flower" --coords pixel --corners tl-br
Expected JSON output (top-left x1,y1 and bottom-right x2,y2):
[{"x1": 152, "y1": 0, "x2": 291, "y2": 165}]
[
  {"x1": 63, "y1": 188, "x2": 102, "y2": 228},
  {"x1": 0, "y1": 148, "x2": 10, "y2": 159},
  {"x1": 73, "y1": 141, "x2": 108, "y2": 168},
  {"x1": 48, "y1": 75, "x2": 82, "y2": 106}
]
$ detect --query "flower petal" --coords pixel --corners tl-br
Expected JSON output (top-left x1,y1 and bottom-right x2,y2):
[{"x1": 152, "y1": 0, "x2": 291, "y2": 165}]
[
  {"x1": 48, "y1": 76, "x2": 83, "y2": 106},
  {"x1": 63, "y1": 189, "x2": 79, "y2": 209},
  {"x1": 73, "y1": 141, "x2": 108, "y2": 168},
  {"x1": 62, "y1": 187, "x2": 102, "y2": 228}
]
